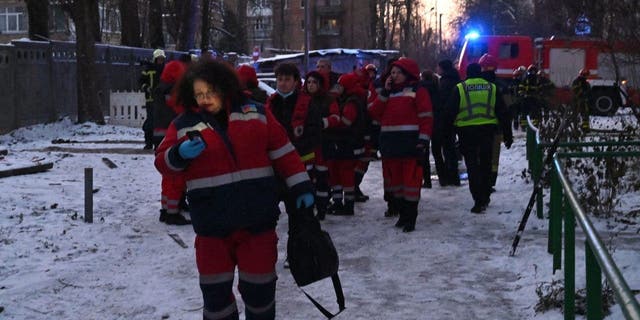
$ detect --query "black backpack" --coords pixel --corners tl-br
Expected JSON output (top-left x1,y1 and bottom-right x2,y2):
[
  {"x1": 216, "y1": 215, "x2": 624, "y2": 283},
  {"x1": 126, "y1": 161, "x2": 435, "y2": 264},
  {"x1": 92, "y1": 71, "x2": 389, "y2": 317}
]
[{"x1": 287, "y1": 208, "x2": 346, "y2": 318}]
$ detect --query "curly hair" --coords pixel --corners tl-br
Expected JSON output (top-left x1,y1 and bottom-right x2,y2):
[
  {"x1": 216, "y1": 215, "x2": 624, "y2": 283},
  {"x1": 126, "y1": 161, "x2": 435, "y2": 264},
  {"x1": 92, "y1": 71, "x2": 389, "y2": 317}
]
[{"x1": 175, "y1": 60, "x2": 244, "y2": 110}]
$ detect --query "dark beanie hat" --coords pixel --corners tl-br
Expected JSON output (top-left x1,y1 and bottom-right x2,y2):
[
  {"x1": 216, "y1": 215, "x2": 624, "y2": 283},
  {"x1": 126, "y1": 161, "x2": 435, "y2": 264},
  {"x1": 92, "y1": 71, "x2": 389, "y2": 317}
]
[
  {"x1": 466, "y1": 63, "x2": 482, "y2": 78},
  {"x1": 438, "y1": 59, "x2": 453, "y2": 70}
]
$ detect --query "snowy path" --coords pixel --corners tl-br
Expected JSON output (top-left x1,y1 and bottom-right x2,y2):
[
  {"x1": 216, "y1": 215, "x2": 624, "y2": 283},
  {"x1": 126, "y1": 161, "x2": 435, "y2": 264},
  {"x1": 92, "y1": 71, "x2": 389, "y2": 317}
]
[{"x1": 0, "y1": 124, "x2": 637, "y2": 319}]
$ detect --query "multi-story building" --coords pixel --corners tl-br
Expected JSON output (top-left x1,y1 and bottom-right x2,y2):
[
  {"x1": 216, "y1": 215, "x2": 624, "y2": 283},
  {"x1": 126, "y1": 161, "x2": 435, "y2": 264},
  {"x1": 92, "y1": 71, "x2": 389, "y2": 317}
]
[
  {"x1": 270, "y1": 0, "x2": 375, "y2": 52},
  {"x1": 0, "y1": 0, "x2": 121, "y2": 45}
]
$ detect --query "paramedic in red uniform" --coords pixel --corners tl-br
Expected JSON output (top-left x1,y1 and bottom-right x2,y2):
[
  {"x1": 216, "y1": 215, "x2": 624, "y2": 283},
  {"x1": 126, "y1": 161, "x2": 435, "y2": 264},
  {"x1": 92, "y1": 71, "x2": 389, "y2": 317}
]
[
  {"x1": 369, "y1": 58, "x2": 434, "y2": 232},
  {"x1": 153, "y1": 53, "x2": 191, "y2": 224},
  {"x1": 155, "y1": 60, "x2": 314, "y2": 320}
]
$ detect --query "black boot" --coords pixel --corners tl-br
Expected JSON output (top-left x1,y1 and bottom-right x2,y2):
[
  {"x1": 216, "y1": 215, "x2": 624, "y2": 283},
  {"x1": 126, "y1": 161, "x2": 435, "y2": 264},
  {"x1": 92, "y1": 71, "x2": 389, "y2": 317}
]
[
  {"x1": 402, "y1": 201, "x2": 418, "y2": 233},
  {"x1": 327, "y1": 200, "x2": 344, "y2": 215},
  {"x1": 354, "y1": 186, "x2": 370, "y2": 202},
  {"x1": 316, "y1": 208, "x2": 326, "y2": 221},
  {"x1": 164, "y1": 212, "x2": 191, "y2": 225},
  {"x1": 159, "y1": 209, "x2": 168, "y2": 222},
  {"x1": 394, "y1": 200, "x2": 407, "y2": 228},
  {"x1": 333, "y1": 200, "x2": 354, "y2": 216},
  {"x1": 384, "y1": 198, "x2": 400, "y2": 217}
]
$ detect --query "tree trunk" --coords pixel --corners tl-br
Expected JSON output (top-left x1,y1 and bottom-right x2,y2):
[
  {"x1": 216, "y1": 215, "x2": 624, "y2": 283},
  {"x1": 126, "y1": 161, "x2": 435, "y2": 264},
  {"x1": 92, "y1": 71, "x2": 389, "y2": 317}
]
[
  {"x1": 369, "y1": 1, "x2": 377, "y2": 48},
  {"x1": 177, "y1": 0, "x2": 198, "y2": 51},
  {"x1": 25, "y1": 0, "x2": 49, "y2": 41},
  {"x1": 402, "y1": 0, "x2": 413, "y2": 56},
  {"x1": 200, "y1": 0, "x2": 211, "y2": 50},
  {"x1": 119, "y1": 0, "x2": 142, "y2": 47},
  {"x1": 148, "y1": 0, "x2": 165, "y2": 48},
  {"x1": 67, "y1": 0, "x2": 104, "y2": 124}
]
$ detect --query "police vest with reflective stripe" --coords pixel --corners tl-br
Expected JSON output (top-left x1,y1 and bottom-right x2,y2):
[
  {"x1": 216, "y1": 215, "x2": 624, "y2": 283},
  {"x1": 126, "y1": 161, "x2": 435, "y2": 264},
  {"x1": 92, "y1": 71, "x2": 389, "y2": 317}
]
[{"x1": 455, "y1": 78, "x2": 498, "y2": 127}]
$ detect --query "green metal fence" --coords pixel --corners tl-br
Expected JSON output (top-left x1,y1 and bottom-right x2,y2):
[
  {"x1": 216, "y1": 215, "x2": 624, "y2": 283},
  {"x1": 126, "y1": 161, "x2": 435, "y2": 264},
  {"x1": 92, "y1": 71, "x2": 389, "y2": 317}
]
[{"x1": 526, "y1": 119, "x2": 640, "y2": 319}]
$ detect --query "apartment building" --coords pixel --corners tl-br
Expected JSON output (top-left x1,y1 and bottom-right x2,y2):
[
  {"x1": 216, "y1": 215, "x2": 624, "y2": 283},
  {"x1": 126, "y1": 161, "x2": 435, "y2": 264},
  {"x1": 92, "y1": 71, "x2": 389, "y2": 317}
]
[{"x1": 270, "y1": 0, "x2": 374, "y2": 52}]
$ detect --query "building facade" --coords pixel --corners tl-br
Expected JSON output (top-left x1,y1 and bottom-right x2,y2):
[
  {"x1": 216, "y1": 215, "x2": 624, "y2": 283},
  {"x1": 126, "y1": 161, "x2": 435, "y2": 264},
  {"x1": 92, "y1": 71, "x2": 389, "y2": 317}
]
[{"x1": 270, "y1": 0, "x2": 375, "y2": 52}]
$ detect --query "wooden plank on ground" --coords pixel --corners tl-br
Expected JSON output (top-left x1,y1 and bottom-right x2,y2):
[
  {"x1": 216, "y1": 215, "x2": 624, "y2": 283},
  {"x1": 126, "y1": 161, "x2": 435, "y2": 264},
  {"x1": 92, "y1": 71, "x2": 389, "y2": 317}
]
[
  {"x1": 101, "y1": 157, "x2": 118, "y2": 169},
  {"x1": 168, "y1": 233, "x2": 188, "y2": 248},
  {"x1": 0, "y1": 162, "x2": 54, "y2": 178}
]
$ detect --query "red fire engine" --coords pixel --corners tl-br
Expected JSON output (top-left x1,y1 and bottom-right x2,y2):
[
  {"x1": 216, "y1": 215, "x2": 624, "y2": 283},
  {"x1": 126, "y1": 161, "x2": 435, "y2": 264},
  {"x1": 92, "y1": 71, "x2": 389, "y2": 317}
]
[{"x1": 457, "y1": 34, "x2": 639, "y2": 115}]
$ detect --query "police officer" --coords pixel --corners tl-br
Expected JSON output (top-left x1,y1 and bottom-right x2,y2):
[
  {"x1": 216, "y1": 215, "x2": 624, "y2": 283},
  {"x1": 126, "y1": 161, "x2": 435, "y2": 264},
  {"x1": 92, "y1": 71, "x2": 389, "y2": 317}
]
[
  {"x1": 446, "y1": 63, "x2": 512, "y2": 213},
  {"x1": 572, "y1": 68, "x2": 592, "y2": 132}
]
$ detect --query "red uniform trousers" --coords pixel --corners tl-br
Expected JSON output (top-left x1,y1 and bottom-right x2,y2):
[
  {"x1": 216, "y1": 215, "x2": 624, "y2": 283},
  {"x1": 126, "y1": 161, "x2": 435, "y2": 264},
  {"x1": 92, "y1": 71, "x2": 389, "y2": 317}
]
[
  {"x1": 195, "y1": 229, "x2": 278, "y2": 320},
  {"x1": 328, "y1": 159, "x2": 357, "y2": 204},
  {"x1": 381, "y1": 158, "x2": 423, "y2": 202},
  {"x1": 160, "y1": 173, "x2": 186, "y2": 214}
]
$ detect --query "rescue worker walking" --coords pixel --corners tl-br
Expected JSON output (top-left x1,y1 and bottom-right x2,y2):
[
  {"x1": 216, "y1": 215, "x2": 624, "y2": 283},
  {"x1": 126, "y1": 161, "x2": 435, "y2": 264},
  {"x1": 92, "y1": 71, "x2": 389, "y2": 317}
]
[
  {"x1": 139, "y1": 49, "x2": 165, "y2": 150},
  {"x1": 153, "y1": 53, "x2": 192, "y2": 225},
  {"x1": 571, "y1": 68, "x2": 592, "y2": 132},
  {"x1": 323, "y1": 73, "x2": 367, "y2": 216},
  {"x1": 155, "y1": 60, "x2": 314, "y2": 320},
  {"x1": 446, "y1": 63, "x2": 512, "y2": 213},
  {"x1": 369, "y1": 58, "x2": 433, "y2": 232}
]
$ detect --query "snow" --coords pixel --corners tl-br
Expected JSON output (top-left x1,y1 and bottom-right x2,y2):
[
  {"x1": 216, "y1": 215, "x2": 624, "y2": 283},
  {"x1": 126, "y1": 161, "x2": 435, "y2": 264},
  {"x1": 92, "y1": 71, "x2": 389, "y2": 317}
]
[{"x1": 0, "y1": 118, "x2": 638, "y2": 319}]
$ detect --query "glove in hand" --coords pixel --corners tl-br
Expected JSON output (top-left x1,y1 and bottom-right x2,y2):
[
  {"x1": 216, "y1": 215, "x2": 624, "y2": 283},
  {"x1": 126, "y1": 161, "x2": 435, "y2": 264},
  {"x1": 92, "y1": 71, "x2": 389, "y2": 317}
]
[
  {"x1": 178, "y1": 138, "x2": 205, "y2": 159},
  {"x1": 296, "y1": 192, "x2": 315, "y2": 209}
]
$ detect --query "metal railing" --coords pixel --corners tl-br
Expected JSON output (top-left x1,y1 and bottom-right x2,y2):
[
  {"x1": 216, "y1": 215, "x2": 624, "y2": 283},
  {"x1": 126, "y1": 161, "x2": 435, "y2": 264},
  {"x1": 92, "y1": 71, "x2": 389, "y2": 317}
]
[
  {"x1": 526, "y1": 117, "x2": 640, "y2": 319},
  {"x1": 550, "y1": 153, "x2": 640, "y2": 319}
]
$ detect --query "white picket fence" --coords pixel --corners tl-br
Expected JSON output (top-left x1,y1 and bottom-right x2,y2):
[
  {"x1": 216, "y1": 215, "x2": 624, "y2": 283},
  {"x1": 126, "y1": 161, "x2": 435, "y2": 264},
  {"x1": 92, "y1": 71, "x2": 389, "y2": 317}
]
[{"x1": 108, "y1": 91, "x2": 147, "y2": 127}]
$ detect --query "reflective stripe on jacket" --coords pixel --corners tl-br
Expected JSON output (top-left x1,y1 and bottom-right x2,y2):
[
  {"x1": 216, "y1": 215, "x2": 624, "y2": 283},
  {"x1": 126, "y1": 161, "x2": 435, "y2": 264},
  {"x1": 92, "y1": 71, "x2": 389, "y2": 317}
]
[{"x1": 455, "y1": 78, "x2": 498, "y2": 127}]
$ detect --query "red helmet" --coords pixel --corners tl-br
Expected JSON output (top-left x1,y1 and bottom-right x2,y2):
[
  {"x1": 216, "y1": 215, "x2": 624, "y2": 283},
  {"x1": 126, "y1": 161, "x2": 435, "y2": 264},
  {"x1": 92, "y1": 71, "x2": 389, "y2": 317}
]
[
  {"x1": 478, "y1": 54, "x2": 498, "y2": 72},
  {"x1": 365, "y1": 63, "x2": 377, "y2": 72},
  {"x1": 579, "y1": 68, "x2": 590, "y2": 77}
]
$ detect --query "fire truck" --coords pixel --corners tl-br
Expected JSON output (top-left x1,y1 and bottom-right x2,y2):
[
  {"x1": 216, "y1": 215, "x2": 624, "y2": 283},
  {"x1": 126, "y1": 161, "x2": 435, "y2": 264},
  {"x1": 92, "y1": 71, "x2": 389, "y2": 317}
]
[{"x1": 456, "y1": 34, "x2": 640, "y2": 115}]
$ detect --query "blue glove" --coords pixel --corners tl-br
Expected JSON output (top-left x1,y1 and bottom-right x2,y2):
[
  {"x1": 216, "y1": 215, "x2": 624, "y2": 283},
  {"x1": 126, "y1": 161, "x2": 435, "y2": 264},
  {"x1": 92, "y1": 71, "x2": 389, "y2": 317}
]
[
  {"x1": 178, "y1": 138, "x2": 205, "y2": 159},
  {"x1": 296, "y1": 192, "x2": 315, "y2": 209}
]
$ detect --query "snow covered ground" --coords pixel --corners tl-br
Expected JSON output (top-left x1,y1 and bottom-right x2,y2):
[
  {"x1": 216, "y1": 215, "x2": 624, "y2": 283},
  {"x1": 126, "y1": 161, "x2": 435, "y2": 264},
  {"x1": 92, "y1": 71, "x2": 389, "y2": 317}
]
[{"x1": 0, "y1": 118, "x2": 638, "y2": 319}]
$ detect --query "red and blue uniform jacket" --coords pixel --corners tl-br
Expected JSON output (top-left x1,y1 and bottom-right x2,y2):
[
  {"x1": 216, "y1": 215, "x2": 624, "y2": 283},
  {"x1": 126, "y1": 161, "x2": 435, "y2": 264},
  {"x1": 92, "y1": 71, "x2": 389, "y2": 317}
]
[
  {"x1": 369, "y1": 83, "x2": 433, "y2": 158},
  {"x1": 155, "y1": 99, "x2": 314, "y2": 237}
]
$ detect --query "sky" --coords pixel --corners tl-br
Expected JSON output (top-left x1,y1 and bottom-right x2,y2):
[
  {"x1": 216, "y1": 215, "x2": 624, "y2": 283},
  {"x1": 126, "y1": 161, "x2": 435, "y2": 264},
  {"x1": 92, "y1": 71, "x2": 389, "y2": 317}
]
[{"x1": 0, "y1": 117, "x2": 638, "y2": 319}]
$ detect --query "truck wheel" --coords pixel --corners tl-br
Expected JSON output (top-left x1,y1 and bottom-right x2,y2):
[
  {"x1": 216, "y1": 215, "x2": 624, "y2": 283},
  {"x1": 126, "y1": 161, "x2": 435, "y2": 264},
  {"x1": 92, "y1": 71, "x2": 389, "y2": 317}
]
[{"x1": 591, "y1": 89, "x2": 619, "y2": 116}]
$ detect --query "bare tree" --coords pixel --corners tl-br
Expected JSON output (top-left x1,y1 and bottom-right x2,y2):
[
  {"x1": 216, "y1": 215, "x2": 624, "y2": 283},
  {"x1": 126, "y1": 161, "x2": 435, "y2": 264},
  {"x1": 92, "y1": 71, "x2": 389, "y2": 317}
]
[
  {"x1": 200, "y1": 0, "x2": 212, "y2": 50},
  {"x1": 148, "y1": 0, "x2": 164, "y2": 48},
  {"x1": 119, "y1": 0, "x2": 142, "y2": 47},
  {"x1": 176, "y1": 0, "x2": 198, "y2": 51},
  {"x1": 61, "y1": 0, "x2": 104, "y2": 124},
  {"x1": 25, "y1": 0, "x2": 49, "y2": 41}
]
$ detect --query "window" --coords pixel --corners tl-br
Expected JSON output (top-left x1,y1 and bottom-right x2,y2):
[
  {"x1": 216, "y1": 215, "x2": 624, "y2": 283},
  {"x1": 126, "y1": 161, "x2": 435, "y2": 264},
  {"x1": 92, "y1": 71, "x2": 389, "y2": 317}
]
[
  {"x1": 301, "y1": 0, "x2": 305, "y2": 8},
  {"x1": 498, "y1": 43, "x2": 519, "y2": 59},
  {"x1": 49, "y1": 5, "x2": 68, "y2": 32},
  {"x1": 317, "y1": 17, "x2": 339, "y2": 35},
  {"x1": 301, "y1": 19, "x2": 305, "y2": 30},
  {"x1": 0, "y1": 6, "x2": 27, "y2": 33},
  {"x1": 99, "y1": 4, "x2": 120, "y2": 33},
  {"x1": 284, "y1": 0, "x2": 289, "y2": 10}
]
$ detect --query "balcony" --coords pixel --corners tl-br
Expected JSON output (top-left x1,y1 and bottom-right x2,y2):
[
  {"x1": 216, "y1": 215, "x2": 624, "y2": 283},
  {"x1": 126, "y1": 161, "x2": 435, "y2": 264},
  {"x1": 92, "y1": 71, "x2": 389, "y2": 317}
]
[{"x1": 316, "y1": 1, "x2": 343, "y2": 16}]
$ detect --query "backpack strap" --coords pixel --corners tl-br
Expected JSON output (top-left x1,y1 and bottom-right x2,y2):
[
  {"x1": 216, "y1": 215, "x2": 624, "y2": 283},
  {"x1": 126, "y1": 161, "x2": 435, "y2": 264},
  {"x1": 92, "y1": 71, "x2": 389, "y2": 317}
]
[{"x1": 299, "y1": 273, "x2": 345, "y2": 319}]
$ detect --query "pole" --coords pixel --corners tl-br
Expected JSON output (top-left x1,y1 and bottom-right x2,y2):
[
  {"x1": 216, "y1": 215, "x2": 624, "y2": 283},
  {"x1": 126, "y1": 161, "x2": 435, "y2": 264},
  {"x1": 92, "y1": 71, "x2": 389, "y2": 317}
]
[
  {"x1": 84, "y1": 167, "x2": 93, "y2": 223},
  {"x1": 439, "y1": 13, "x2": 443, "y2": 55},
  {"x1": 303, "y1": 0, "x2": 310, "y2": 74}
]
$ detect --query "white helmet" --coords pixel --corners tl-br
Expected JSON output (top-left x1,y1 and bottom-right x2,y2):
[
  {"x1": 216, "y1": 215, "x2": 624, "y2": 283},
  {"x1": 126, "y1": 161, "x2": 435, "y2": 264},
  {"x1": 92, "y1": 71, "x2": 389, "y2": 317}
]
[{"x1": 152, "y1": 49, "x2": 166, "y2": 60}]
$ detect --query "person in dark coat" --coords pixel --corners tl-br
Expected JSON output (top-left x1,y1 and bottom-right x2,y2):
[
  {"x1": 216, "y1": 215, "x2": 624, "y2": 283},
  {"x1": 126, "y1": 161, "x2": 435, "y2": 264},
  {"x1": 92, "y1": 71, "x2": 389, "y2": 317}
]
[
  {"x1": 266, "y1": 63, "x2": 323, "y2": 218},
  {"x1": 445, "y1": 63, "x2": 512, "y2": 213},
  {"x1": 155, "y1": 60, "x2": 314, "y2": 320},
  {"x1": 434, "y1": 59, "x2": 461, "y2": 186},
  {"x1": 303, "y1": 70, "x2": 338, "y2": 220},
  {"x1": 419, "y1": 69, "x2": 440, "y2": 188},
  {"x1": 572, "y1": 68, "x2": 592, "y2": 132}
]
